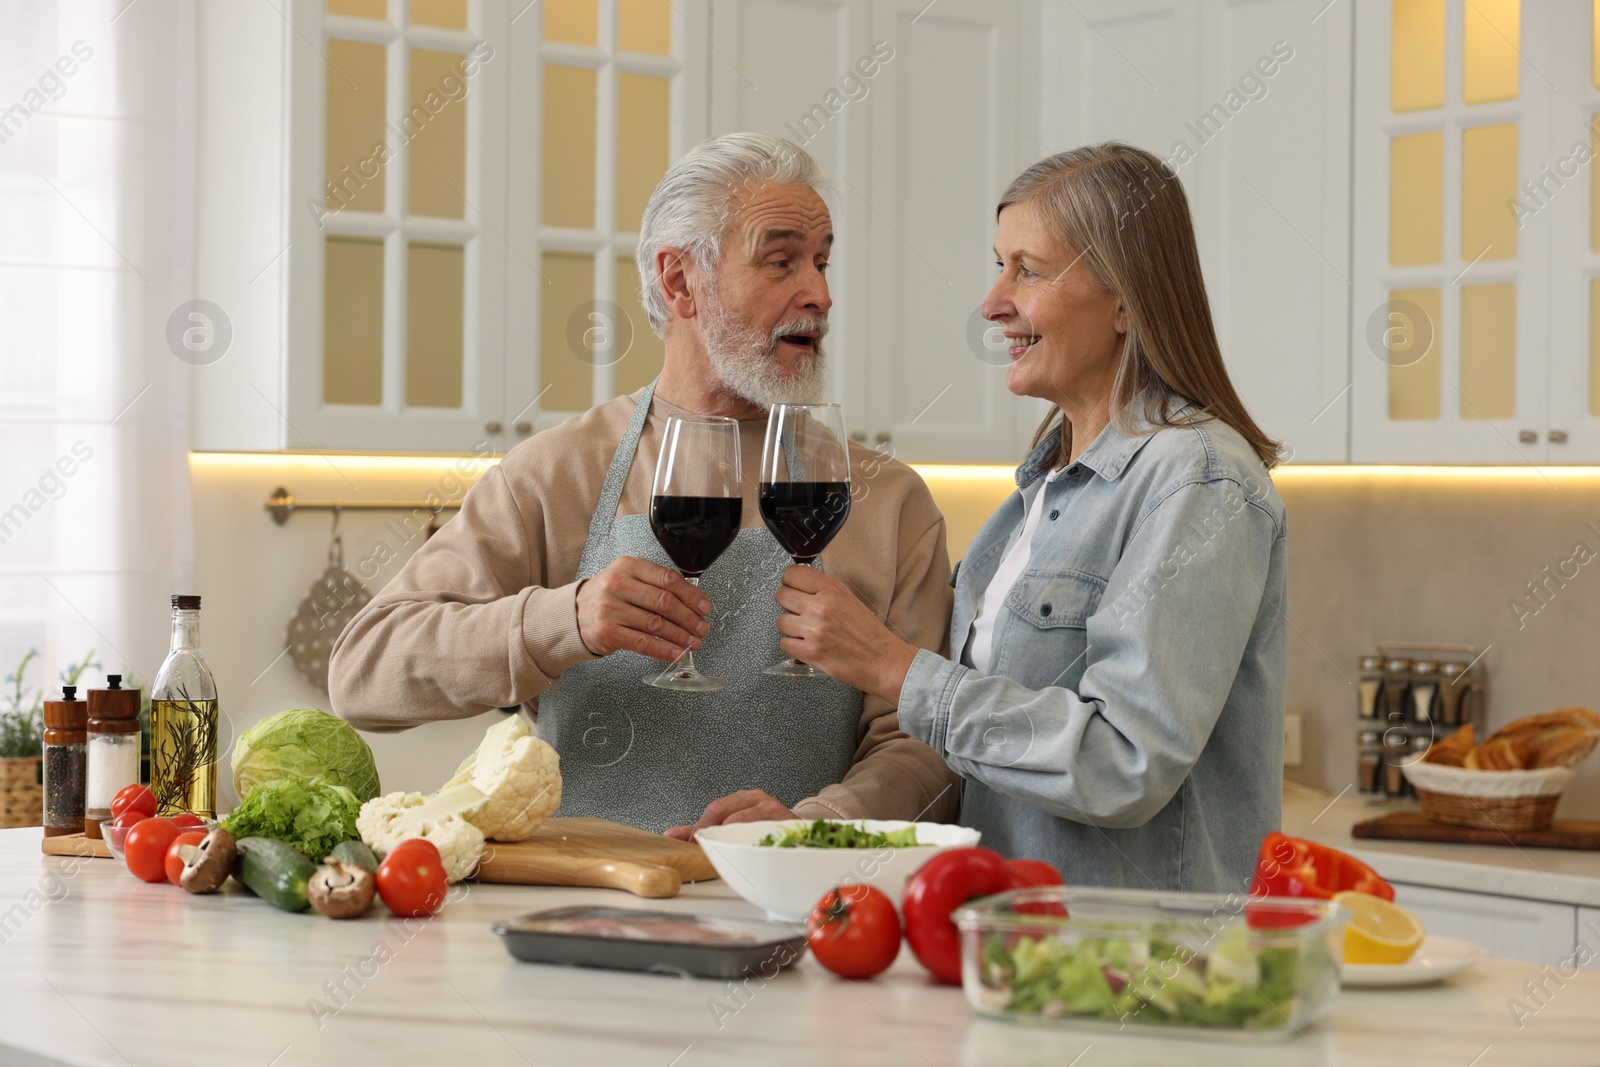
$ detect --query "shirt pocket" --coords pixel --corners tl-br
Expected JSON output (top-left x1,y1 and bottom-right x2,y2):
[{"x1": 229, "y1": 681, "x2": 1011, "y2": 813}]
[{"x1": 994, "y1": 568, "x2": 1107, "y2": 685}]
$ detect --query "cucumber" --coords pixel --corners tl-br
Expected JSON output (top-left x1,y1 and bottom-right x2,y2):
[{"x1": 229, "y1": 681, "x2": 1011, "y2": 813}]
[
  {"x1": 329, "y1": 839, "x2": 379, "y2": 874},
  {"x1": 234, "y1": 837, "x2": 315, "y2": 912}
]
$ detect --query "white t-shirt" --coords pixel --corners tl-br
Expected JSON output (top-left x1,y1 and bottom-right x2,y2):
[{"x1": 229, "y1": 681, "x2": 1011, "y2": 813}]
[{"x1": 965, "y1": 467, "x2": 1065, "y2": 674}]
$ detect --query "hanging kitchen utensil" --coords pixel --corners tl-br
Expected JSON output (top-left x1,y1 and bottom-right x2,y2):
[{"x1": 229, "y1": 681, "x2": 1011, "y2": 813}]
[{"x1": 286, "y1": 510, "x2": 372, "y2": 693}]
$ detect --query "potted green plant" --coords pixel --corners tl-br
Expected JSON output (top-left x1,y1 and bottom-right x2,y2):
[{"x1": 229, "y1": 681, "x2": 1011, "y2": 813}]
[{"x1": 1, "y1": 650, "x2": 100, "y2": 829}]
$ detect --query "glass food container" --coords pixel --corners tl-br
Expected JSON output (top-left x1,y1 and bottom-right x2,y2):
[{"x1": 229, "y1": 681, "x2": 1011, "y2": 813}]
[{"x1": 954, "y1": 887, "x2": 1348, "y2": 1041}]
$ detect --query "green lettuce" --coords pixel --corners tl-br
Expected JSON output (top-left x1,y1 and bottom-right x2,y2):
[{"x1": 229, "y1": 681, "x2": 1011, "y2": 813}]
[
  {"x1": 231, "y1": 708, "x2": 380, "y2": 802},
  {"x1": 220, "y1": 777, "x2": 362, "y2": 863}
]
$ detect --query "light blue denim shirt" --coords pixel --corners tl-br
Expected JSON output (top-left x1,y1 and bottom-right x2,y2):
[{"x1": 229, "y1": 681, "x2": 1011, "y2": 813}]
[{"x1": 897, "y1": 401, "x2": 1287, "y2": 893}]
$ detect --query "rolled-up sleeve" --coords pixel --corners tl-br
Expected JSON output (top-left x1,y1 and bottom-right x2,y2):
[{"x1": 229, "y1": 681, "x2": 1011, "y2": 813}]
[{"x1": 897, "y1": 476, "x2": 1279, "y2": 828}]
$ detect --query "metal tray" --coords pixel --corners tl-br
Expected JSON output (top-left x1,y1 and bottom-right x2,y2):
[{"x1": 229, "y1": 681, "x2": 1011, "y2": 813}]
[{"x1": 492, "y1": 906, "x2": 808, "y2": 980}]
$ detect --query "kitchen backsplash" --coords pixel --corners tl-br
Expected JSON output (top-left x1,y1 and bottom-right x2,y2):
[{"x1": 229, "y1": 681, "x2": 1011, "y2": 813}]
[{"x1": 190, "y1": 455, "x2": 1600, "y2": 820}]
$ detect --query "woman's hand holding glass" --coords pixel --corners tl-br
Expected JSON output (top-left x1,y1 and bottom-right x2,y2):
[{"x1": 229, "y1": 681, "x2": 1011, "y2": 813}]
[{"x1": 772, "y1": 564, "x2": 919, "y2": 705}]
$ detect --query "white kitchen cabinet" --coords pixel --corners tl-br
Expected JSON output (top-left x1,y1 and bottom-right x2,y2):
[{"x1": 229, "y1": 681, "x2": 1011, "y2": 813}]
[
  {"x1": 707, "y1": 0, "x2": 874, "y2": 434},
  {"x1": 858, "y1": 0, "x2": 1036, "y2": 463},
  {"x1": 1043, "y1": 0, "x2": 1353, "y2": 464},
  {"x1": 1391, "y1": 881, "x2": 1577, "y2": 966},
  {"x1": 281, "y1": 0, "x2": 512, "y2": 453},
  {"x1": 710, "y1": 0, "x2": 1037, "y2": 463},
  {"x1": 1580, "y1": 907, "x2": 1600, "y2": 973},
  {"x1": 1349, "y1": 1, "x2": 1600, "y2": 464}
]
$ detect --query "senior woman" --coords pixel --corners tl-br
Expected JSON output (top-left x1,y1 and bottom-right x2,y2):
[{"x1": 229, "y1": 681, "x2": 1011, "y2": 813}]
[{"x1": 775, "y1": 143, "x2": 1287, "y2": 894}]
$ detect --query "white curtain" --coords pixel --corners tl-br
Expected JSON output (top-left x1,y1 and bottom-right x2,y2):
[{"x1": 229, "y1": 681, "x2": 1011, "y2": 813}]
[{"x1": 0, "y1": 1, "x2": 196, "y2": 696}]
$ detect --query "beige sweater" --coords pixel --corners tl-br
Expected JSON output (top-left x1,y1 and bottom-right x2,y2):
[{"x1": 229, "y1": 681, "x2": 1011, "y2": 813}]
[{"x1": 328, "y1": 389, "x2": 960, "y2": 823}]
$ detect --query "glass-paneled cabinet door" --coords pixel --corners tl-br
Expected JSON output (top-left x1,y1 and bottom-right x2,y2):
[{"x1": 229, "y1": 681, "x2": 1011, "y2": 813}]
[
  {"x1": 1351, "y1": 0, "x2": 1551, "y2": 463},
  {"x1": 505, "y1": 0, "x2": 709, "y2": 442},
  {"x1": 286, "y1": 0, "x2": 508, "y2": 452},
  {"x1": 1544, "y1": 1, "x2": 1600, "y2": 461}
]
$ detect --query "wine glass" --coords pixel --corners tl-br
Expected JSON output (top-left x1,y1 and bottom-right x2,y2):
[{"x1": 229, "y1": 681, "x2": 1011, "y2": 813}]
[
  {"x1": 759, "y1": 403, "x2": 852, "y2": 677},
  {"x1": 646, "y1": 414, "x2": 743, "y2": 692}
]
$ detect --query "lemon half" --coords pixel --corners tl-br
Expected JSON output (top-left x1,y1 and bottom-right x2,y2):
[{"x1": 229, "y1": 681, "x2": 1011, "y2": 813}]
[{"x1": 1334, "y1": 891, "x2": 1425, "y2": 965}]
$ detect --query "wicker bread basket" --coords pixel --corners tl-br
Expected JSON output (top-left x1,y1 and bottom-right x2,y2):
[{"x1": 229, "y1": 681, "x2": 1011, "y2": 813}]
[{"x1": 1401, "y1": 761, "x2": 1572, "y2": 833}]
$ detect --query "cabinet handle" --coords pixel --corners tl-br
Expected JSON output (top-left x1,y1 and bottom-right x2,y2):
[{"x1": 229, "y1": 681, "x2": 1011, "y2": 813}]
[
  {"x1": 515, "y1": 421, "x2": 533, "y2": 436},
  {"x1": 849, "y1": 431, "x2": 866, "y2": 443},
  {"x1": 1517, "y1": 429, "x2": 1537, "y2": 444},
  {"x1": 486, "y1": 421, "x2": 503, "y2": 434},
  {"x1": 1549, "y1": 429, "x2": 1569, "y2": 444},
  {"x1": 874, "y1": 432, "x2": 891, "y2": 446}
]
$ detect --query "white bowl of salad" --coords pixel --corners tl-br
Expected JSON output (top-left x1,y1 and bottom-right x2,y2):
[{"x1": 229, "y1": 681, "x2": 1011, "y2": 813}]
[{"x1": 695, "y1": 819, "x2": 982, "y2": 924}]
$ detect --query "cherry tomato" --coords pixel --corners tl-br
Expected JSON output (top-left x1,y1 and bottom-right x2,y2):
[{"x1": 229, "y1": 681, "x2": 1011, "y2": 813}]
[
  {"x1": 169, "y1": 813, "x2": 206, "y2": 829},
  {"x1": 112, "y1": 810, "x2": 149, "y2": 831},
  {"x1": 376, "y1": 839, "x2": 448, "y2": 918},
  {"x1": 124, "y1": 818, "x2": 182, "y2": 883},
  {"x1": 806, "y1": 884, "x2": 901, "y2": 979},
  {"x1": 110, "y1": 784, "x2": 156, "y2": 821},
  {"x1": 902, "y1": 847, "x2": 1012, "y2": 985},
  {"x1": 164, "y1": 831, "x2": 207, "y2": 884}
]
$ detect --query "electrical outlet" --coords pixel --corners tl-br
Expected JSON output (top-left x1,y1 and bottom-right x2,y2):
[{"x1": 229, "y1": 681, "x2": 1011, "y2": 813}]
[{"x1": 1283, "y1": 712, "x2": 1303, "y2": 767}]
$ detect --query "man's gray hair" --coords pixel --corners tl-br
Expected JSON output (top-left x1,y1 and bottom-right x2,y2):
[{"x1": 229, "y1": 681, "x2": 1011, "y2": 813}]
[{"x1": 634, "y1": 132, "x2": 825, "y2": 338}]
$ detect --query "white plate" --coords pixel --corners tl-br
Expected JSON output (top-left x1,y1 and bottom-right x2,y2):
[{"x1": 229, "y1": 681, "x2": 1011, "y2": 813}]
[{"x1": 1341, "y1": 936, "x2": 1486, "y2": 988}]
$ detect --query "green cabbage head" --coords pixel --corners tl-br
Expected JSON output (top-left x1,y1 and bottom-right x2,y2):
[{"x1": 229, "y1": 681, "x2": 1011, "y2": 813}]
[{"x1": 232, "y1": 708, "x2": 381, "y2": 802}]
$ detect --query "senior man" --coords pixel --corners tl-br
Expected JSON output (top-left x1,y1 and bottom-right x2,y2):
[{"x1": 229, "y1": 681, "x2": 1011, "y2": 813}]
[{"x1": 330, "y1": 133, "x2": 957, "y2": 836}]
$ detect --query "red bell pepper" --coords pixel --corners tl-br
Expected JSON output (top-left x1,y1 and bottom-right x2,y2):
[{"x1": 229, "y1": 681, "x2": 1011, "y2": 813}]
[
  {"x1": 1249, "y1": 832, "x2": 1394, "y2": 902},
  {"x1": 904, "y1": 850, "x2": 1068, "y2": 984}
]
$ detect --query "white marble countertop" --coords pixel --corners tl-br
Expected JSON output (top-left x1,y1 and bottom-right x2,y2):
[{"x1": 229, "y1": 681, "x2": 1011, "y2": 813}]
[
  {"x1": 2, "y1": 827, "x2": 1598, "y2": 1067},
  {"x1": 1282, "y1": 783, "x2": 1600, "y2": 907}
]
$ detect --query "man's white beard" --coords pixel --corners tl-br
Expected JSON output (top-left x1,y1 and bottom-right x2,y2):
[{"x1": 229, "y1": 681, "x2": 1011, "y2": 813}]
[{"x1": 699, "y1": 291, "x2": 828, "y2": 408}]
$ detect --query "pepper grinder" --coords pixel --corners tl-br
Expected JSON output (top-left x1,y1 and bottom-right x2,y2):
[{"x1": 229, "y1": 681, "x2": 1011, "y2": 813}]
[
  {"x1": 83, "y1": 675, "x2": 142, "y2": 840},
  {"x1": 42, "y1": 686, "x2": 87, "y2": 838}
]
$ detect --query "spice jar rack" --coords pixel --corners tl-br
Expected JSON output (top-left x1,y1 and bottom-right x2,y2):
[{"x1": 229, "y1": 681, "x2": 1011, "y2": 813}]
[{"x1": 1356, "y1": 642, "x2": 1486, "y2": 799}]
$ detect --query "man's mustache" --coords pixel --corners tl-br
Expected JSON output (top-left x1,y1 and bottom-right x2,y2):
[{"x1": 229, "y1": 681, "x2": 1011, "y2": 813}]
[{"x1": 768, "y1": 314, "x2": 829, "y2": 351}]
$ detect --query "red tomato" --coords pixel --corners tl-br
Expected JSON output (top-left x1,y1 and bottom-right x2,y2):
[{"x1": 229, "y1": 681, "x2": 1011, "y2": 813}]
[
  {"x1": 902, "y1": 848, "x2": 1012, "y2": 985},
  {"x1": 805, "y1": 884, "x2": 901, "y2": 979},
  {"x1": 124, "y1": 818, "x2": 182, "y2": 883},
  {"x1": 169, "y1": 813, "x2": 206, "y2": 829},
  {"x1": 376, "y1": 839, "x2": 448, "y2": 918},
  {"x1": 164, "y1": 831, "x2": 207, "y2": 884},
  {"x1": 112, "y1": 810, "x2": 149, "y2": 831},
  {"x1": 110, "y1": 784, "x2": 156, "y2": 821}
]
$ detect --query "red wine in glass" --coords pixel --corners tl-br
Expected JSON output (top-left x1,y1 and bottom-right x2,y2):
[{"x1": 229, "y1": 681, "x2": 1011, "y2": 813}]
[
  {"x1": 757, "y1": 482, "x2": 850, "y2": 563},
  {"x1": 645, "y1": 414, "x2": 742, "y2": 692},
  {"x1": 650, "y1": 496, "x2": 742, "y2": 576},
  {"x1": 759, "y1": 404, "x2": 852, "y2": 677}
]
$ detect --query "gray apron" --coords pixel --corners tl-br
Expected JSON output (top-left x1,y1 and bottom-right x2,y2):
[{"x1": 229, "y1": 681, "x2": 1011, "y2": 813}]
[{"x1": 536, "y1": 380, "x2": 863, "y2": 833}]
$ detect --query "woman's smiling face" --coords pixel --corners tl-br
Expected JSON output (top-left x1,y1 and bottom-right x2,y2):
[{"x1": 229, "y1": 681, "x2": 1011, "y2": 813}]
[{"x1": 983, "y1": 198, "x2": 1126, "y2": 411}]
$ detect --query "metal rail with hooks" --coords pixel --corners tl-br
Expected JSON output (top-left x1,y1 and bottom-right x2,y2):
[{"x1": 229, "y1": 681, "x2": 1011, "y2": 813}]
[{"x1": 263, "y1": 486, "x2": 462, "y2": 526}]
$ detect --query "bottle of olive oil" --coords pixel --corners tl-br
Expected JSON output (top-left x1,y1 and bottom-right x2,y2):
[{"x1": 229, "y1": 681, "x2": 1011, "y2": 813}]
[{"x1": 150, "y1": 594, "x2": 220, "y2": 817}]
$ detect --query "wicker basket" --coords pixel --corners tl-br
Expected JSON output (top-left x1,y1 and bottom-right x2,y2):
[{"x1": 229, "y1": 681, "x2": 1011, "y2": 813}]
[
  {"x1": 0, "y1": 756, "x2": 43, "y2": 830},
  {"x1": 1401, "y1": 761, "x2": 1572, "y2": 833}
]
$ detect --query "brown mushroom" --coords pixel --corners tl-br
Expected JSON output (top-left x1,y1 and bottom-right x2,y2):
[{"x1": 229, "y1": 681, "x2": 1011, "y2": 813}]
[
  {"x1": 307, "y1": 859, "x2": 377, "y2": 919},
  {"x1": 178, "y1": 828, "x2": 238, "y2": 894}
]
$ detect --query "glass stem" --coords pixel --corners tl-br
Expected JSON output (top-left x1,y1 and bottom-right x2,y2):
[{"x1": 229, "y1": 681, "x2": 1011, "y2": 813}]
[{"x1": 677, "y1": 575, "x2": 703, "y2": 673}]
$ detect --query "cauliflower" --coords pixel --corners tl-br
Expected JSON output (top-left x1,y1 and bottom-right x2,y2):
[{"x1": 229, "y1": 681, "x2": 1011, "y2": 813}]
[
  {"x1": 441, "y1": 712, "x2": 562, "y2": 842},
  {"x1": 356, "y1": 785, "x2": 488, "y2": 883},
  {"x1": 356, "y1": 714, "x2": 561, "y2": 884}
]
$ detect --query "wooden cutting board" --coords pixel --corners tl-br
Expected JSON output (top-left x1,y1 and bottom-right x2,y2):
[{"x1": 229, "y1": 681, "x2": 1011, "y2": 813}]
[
  {"x1": 41, "y1": 833, "x2": 112, "y2": 859},
  {"x1": 1352, "y1": 811, "x2": 1600, "y2": 850},
  {"x1": 473, "y1": 817, "x2": 719, "y2": 898}
]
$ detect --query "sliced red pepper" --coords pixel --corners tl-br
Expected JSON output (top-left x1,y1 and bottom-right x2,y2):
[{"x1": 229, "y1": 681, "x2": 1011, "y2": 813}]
[{"x1": 1248, "y1": 831, "x2": 1394, "y2": 902}]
